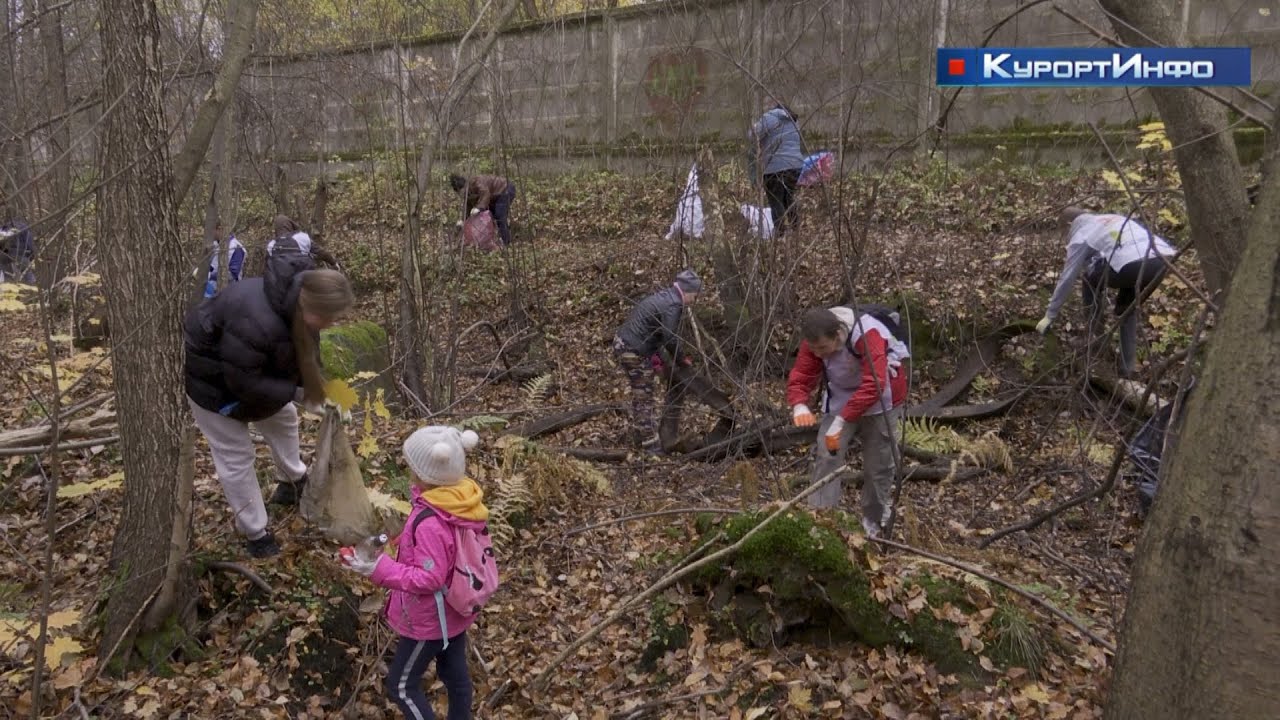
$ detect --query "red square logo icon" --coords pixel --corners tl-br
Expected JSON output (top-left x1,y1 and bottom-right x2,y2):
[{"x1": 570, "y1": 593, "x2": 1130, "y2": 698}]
[{"x1": 948, "y1": 58, "x2": 966, "y2": 76}]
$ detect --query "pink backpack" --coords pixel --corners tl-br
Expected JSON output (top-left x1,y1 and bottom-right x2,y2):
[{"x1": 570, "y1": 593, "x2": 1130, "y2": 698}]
[{"x1": 407, "y1": 507, "x2": 500, "y2": 647}]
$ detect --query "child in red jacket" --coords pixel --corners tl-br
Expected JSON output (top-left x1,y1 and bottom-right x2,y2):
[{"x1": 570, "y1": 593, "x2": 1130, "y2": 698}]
[{"x1": 787, "y1": 307, "x2": 909, "y2": 537}]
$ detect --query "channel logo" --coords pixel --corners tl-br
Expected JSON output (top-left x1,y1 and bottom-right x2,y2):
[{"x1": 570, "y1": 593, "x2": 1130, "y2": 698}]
[{"x1": 937, "y1": 47, "x2": 1251, "y2": 87}]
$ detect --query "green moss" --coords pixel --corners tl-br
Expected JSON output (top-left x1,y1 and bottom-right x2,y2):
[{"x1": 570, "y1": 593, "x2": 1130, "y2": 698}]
[
  {"x1": 696, "y1": 512, "x2": 994, "y2": 678},
  {"x1": 319, "y1": 320, "x2": 388, "y2": 380},
  {"x1": 641, "y1": 596, "x2": 690, "y2": 670}
]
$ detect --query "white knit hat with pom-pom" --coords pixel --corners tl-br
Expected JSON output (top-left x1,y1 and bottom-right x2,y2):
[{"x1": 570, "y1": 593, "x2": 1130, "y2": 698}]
[{"x1": 402, "y1": 426, "x2": 479, "y2": 486}]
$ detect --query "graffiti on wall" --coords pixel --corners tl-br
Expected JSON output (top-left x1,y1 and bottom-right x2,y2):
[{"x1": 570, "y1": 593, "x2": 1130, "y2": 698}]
[{"x1": 643, "y1": 48, "x2": 708, "y2": 123}]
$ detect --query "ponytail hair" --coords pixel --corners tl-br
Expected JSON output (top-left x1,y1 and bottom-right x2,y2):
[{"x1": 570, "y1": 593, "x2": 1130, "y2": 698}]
[{"x1": 292, "y1": 269, "x2": 354, "y2": 405}]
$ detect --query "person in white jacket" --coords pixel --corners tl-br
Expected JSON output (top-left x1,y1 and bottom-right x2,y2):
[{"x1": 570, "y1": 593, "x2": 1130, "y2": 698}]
[{"x1": 1037, "y1": 207, "x2": 1176, "y2": 376}]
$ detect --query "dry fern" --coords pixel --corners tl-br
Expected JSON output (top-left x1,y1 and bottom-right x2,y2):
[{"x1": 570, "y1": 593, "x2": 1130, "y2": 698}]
[
  {"x1": 485, "y1": 471, "x2": 531, "y2": 552},
  {"x1": 495, "y1": 435, "x2": 611, "y2": 504},
  {"x1": 521, "y1": 373, "x2": 554, "y2": 407}
]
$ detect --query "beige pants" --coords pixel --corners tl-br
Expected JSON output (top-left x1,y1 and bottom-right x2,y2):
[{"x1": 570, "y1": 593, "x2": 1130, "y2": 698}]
[{"x1": 189, "y1": 397, "x2": 306, "y2": 540}]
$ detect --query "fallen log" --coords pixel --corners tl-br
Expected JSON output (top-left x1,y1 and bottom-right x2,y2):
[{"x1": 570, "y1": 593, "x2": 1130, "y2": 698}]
[
  {"x1": 509, "y1": 404, "x2": 624, "y2": 440},
  {"x1": 660, "y1": 365, "x2": 739, "y2": 452},
  {"x1": 0, "y1": 409, "x2": 117, "y2": 451},
  {"x1": 905, "y1": 389, "x2": 1031, "y2": 423},
  {"x1": 461, "y1": 362, "x2": 554, "y2": 383},
  {"x1": 912, "y1": 321, "x2": 1035, "y2": 414},
  {"x1": 1087, "y1": 372, "x2": 1167, "y2": 417},
  {"x1": 544, "y1": 446, "x2": 629, "y2": 463}
]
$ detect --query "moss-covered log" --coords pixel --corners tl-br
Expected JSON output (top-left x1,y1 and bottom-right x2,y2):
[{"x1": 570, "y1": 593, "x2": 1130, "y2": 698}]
[
  {"x1": 689, "y1": 511, "x2": 1052, "y2": 679},
  {"x1": 320, "y1": 320, "x2": 393, "y2": 399}
]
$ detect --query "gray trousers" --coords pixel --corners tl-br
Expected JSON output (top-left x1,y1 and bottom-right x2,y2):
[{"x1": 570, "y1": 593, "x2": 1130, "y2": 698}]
[
  {"x1": 189, "y1": 397, "x2": 306, "y2": 540},
  {"x1": 808, "y1": 406, "x2": 903, "y2": 529}
]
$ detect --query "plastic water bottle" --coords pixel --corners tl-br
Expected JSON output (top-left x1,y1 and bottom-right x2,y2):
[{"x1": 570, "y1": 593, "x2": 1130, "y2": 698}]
[
  {"x1": 341, "y1": 533, "x2": 388, "y2": 565},
  {"x1": 355, "y1": 533, "x2": 388, "y2": 563}
]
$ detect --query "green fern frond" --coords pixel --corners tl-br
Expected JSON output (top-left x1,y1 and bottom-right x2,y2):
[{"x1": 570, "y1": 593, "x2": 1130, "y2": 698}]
[
  {"x1": 902, "y1": 417, "x2": 965, "y2": 454},
  {"x1": 458, "y1": 414, "x2": 510, "y2": 432}
]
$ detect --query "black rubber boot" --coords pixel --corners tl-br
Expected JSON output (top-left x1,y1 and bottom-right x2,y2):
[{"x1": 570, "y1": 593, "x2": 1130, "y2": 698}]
[
  {"x1": 268, "y1": 473, "x2": 308, "y2": 506},
  {"x1": 246, "y1": 530, "x2": 281, "y2": 559}
]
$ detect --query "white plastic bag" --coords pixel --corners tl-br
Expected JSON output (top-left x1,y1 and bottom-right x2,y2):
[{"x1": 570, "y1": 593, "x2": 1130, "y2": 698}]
[
  {"x1": 664, "y1": 163, "x2": 705, "y2": 241},
  {"x1": 739, "y1": 204, "x2": 775, "y2": 240}
]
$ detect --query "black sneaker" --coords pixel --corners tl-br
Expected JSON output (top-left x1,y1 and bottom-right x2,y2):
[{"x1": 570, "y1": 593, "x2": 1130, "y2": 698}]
[
  {"x1": 268, "y1": 473, "x2": 308, "y2": 506},
  {"x1": 246, "y1": 530, "x2": 280, "y2": 559}
]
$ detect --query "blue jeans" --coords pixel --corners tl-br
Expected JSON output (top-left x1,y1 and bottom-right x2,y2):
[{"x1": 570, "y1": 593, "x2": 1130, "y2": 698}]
[
  {"x1": 385, "y1": 633, "x2": 472, "y2": 720},
  {"x1": 490, "y1": 183, "x2": 516, "y2": 246}
]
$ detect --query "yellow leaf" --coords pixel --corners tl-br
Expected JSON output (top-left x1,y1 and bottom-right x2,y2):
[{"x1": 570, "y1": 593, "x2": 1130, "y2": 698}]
[
  {"x1": 57, "y1": 473, "x2": 123, "y2": 498},
  {"x1": 0, "y1": 298, "x2": 26, "y2": 312},
  {"x1": 1100, "y1": 169, "x2": 1125, "y2": 191},
  {"x1": 0, "y1": 618, "x2": 32, "y2": 645},
  {"x1": 363, "y1": 397, "x2": 373, "y2": 434},
  {"x1": 323, "y1": 378, "x2": 359, "y2": 412},
  {"x1": 134, "y1": 685, "x2": 157, "y2": 696},
  {"x1": 352, "y1": 371, "x2": 378, "y2": 381},
  {"x1": 372, "y1": 389, "x2": 390, "y2": 420},
  {"x1": 62, "y1": 272, "x2": 101, "y2": 286},
  {"x1": 367, "y1": 488, "x2": 412, "y2": 516},
  {"x1": 787, "y1": 685, "x2": 813, "y2": 711},
  {"x1": 357, "y1": 433, "x2": 380, "y2": 459},
  {"x1": 44, "y1": 610, "x2": 80, "y2": 630},
  {"x1": 1138, "y1": 121, "x2": 1165, "y2": 132},
  {"x1": 45, "y1": 636, "x2": 83, "y2": 670},
  {"x1": 1021, "y1": 683, "x2": 1051, "y2": 704}
]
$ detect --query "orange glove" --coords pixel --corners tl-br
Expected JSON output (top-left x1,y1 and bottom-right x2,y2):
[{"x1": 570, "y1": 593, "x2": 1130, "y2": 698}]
[
  {"x1": 823, "y1": 416, "x2": 846, "y2": 454},
  {"x1": 792, "y1": 404, "x2": 816, "y2": 427}
]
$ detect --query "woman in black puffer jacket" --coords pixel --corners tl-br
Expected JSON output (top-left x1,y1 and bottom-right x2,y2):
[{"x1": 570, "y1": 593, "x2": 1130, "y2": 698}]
[{"x1": 184, "y1": 251, "x2": 354, "y2": 558}]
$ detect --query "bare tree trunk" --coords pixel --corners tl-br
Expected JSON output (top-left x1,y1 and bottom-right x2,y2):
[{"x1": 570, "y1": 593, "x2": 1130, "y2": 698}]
[
  {"x1": 170, "y1": 0, "x2": 260, "y2": 204},
  {"x1": 1098, "y1": 0, "x2": 1250, "y2": 298},
  {"x1": 35, "y1": 0, "x2": 72, "y2": 287},
  {"x1": 397, "y1": 0, "x2": 522, "y2": 409},
  {"x1": 98, "y1": 0, "x2": 260, "y2": 671},
  {"x1": 0, "y1": 0, "x2": 34, "y2": 216},
  {"x1": 96, "y1": 0, "x2": 189, "y2": 668},
  {"x1": 1106, "y1": 116, "x2": 1280, "y2": 718}
]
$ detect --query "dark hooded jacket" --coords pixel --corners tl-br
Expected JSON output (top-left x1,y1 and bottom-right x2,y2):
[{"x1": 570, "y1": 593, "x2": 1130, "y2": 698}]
[
  {"x1": 184, "y1": 250, "x2": 316, "y2": 422},
  {"x1": 616, "y1": 285, "x2": 686, "y2": 358}
]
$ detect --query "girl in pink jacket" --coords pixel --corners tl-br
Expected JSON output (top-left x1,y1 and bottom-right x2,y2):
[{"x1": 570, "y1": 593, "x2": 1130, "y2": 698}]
[{"x1": 345, "y1": 426, "x2": 490, "y2": 720}]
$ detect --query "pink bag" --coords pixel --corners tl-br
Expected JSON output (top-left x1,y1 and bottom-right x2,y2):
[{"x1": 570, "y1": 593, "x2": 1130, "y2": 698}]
[
  {"x1": 797, "y1": 151, "x2": 835, "y2": 187},
  {"x1": 442, "y1": 524, "x2": 500, "y2": 617},
  {"x1": 462, "y1": 211, "x2": 499, "y2": 251}
]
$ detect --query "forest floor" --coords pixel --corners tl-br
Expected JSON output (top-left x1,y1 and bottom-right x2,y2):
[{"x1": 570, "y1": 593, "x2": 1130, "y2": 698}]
[{"x1": 0, "y1": 156, "x2": 1211, "y2": 719}]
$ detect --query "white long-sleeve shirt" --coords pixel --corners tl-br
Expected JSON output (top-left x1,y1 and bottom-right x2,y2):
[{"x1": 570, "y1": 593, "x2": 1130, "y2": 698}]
[{"x1": 1045, "y1": 214, "x2": 1175, "y2": 320}]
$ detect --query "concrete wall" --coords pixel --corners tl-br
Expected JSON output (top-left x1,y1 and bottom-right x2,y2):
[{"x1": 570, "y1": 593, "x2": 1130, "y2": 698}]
[{"x1": 243, "y1": 0, "x2": 1279, "y2": 176}]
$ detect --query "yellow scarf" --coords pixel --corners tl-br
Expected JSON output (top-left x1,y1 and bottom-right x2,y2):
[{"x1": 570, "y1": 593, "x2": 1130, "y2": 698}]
[{"x1": 421, "y1": 478, "x2": 489, "y2": 521}]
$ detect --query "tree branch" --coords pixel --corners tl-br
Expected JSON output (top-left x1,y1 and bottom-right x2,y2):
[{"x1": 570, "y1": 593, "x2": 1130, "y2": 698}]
[
  {"x1": 170, "y1": 0, "x2": 261, "y2": 206},
  {"x1": 871, "y1": 536, "x2": 1116, "y2": 652},
  {"x1": 529, "y1": 464, "x2": 848, "y2": 692}
]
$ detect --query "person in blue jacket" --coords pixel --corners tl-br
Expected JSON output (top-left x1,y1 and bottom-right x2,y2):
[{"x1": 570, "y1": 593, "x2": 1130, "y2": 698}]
[
  {"x1": 749, "y1": 103, "x2": 805, "y2": 237},
  {"x1": 205, "y1": 223, "x2": 246, "y2": 298},
  {"x1": 0, "y1": 216, "x2": 36, "y2": 284}
]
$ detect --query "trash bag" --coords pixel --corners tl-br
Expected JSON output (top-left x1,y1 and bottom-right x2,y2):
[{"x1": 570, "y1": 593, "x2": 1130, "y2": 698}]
[
  {"x1": 664, "y1": 163, "x2": 705, "y2": 241},
  {"x1": 798, "y1": 151, "x2": 835, "y2": 187},
  {"x1": 739, "y1": 204, "x2": 775, "y2": 240},
  {"x1": 1125, "y1": 378, "x2": 1194, "y2": 515},
  {"x1": 300, "y1": 406, "x2": 381, "y2": 544},
  {"x1": 462, "y1": 211, "x2": 500, "y2": 251}
]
